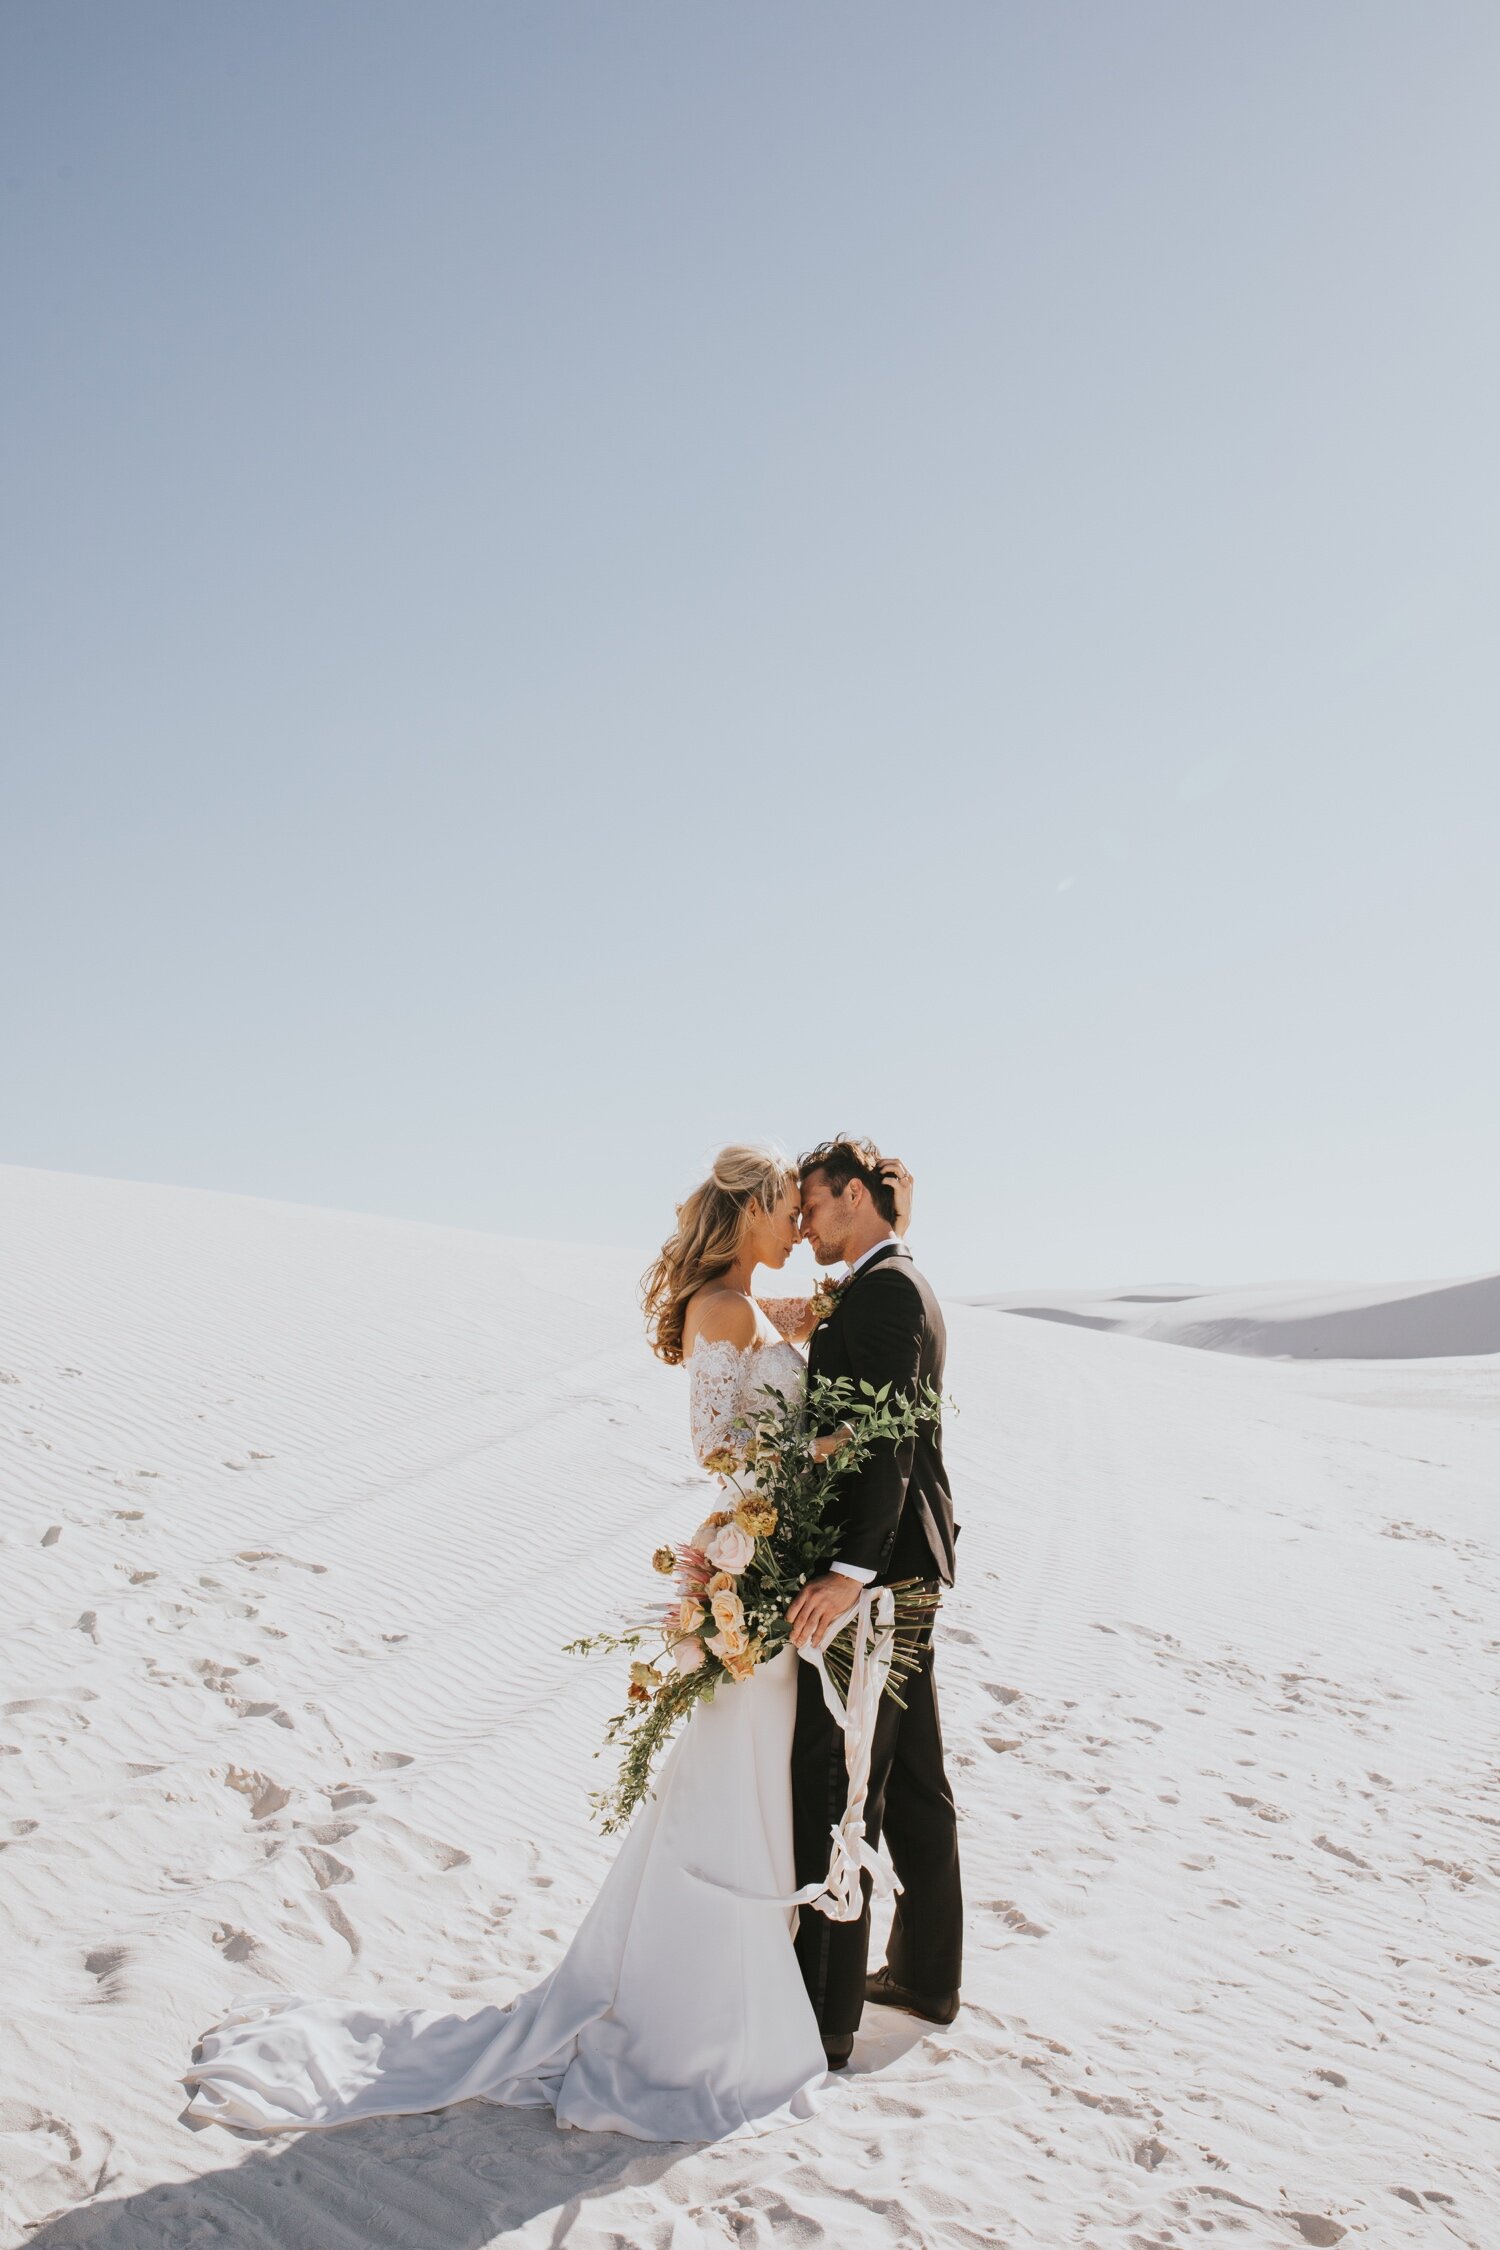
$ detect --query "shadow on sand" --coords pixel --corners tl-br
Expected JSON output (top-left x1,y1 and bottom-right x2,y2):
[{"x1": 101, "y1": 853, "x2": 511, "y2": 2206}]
[
  {"x1": 22, "y1": 2100, "x2": 691, "y2": 2250},
  {"x1": 20, "y1": 2019, "x2": 930, "y2": 2249}
]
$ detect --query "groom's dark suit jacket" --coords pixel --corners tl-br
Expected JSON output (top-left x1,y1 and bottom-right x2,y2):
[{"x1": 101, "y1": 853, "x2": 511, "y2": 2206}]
[{"x1": 806, "y1": 1242, "x2": 957, "y2": 1587}]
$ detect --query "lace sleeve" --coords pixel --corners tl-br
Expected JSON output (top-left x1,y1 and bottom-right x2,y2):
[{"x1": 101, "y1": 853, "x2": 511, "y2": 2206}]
[
  {"x1": 755, "y1": 1295, "x2": 814, "y2": 1344},
  {"x1": 687, "y1": 1339, "x2": 748, "y2": 1469}
]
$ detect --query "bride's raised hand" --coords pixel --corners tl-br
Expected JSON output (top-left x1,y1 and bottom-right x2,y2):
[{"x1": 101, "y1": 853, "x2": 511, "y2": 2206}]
[{"x1": 882, "y1": 1157, "x2": 915, "y2": 1237}]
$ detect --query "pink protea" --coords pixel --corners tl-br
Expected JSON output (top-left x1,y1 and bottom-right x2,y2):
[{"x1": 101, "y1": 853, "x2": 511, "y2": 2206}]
[{"x1": 675, "y1": 1543, "x2": 712, "y2": 1592}]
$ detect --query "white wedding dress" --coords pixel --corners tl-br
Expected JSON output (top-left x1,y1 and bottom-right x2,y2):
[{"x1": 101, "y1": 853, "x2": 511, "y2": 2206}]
[{"x1": 181, "y1": 1315, "x2": 831, "y2": 2143}]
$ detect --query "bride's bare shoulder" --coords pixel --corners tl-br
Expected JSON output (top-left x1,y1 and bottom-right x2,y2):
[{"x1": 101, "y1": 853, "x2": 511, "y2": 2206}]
[{"x1": 682, "y1": 1284, "x2": 757, "y2": 1357}]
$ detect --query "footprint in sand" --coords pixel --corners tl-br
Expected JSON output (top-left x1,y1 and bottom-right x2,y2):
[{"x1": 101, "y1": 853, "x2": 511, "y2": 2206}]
[
  {"x1": 225, "y1": 1766, "x2": 293, "y2": 1820},
  {"x1": 1418, "y1": 1856, "x2": 1477, "y2": 1887},
  {"x1": 211, "y1": 1923, "x2": 267, "y2": 1966},
  {"x1": 4, "y1": 1691, "x2": 97, "y2": 1731},
  {"x1": 83, "y1": 1945, "x2": 132, "y2": 2003},
  {"x1": 302, "y1": 1845, "x2": 354, "y2": 1889},
  {"x1": 241, "y1": 1702, "x2": 295, "y2": 1728},
  {"x1": 1314, "y1": 1833, "x2": 1373, "y2": 1871},
  {"x1": 0, "y1": 2102, "x2": 109, "y2": 2210},
  {"x1": 195, "y1": 1662, "x2": 295, "y2": 1729},
  {"x1": 235, "y1": 1548, "x2": 327, "y2": 1574},
  {"x1": 984, "y1": 1897, "x2": 1048, "y2": 1937}
]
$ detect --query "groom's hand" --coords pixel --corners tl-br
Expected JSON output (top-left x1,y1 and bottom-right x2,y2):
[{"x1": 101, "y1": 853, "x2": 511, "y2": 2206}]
[{"x1": 787, "y1": 1572, "x2": 863, "y2": 1648}]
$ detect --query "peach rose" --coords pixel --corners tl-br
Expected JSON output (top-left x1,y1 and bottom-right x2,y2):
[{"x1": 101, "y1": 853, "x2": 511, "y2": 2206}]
[
  {"x1": 671, "y1": 1635, "x2": 706, "y2": 1674},
  {"x1": 705, "y1": 1522, "x2": 756, "y2": 1574},
  {"x1": 677, "y1": 1597, "x2": 706, "y2": 1633},
  {"x1": 710, "y1": 1589, "x2": 745, "y2": 1635},
  {"x1": 707, "y1": 1625, "x2": 749, "y2": 1661},
  {"x1": 722, "y1": 1642, "x2": 761, "y2": 1683}
]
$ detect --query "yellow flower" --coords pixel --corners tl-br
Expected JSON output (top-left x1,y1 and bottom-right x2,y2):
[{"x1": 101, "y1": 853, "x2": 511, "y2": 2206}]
[
  {"x1": 629, "y1": 1660, "x2": 661, "y2": 1691},
  {"x1": 735, "y1": 1498, "x2": 777, "y2": 1539},
  {"x1": 651, "y1": 1545, "x2": 677, "y2": 1576},
  {"x1": 702, "y1": 1449, "x2": 741, "y2": 1477}
]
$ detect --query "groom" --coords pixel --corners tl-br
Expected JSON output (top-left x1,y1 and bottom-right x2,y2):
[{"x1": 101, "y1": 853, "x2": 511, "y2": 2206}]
[{"x1": 786, "y1": 1136, "x2": 963, "y2": 2070}]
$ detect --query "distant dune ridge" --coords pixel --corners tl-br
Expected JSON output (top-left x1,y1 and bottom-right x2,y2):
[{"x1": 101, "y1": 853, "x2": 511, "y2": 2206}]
[
  {"x1": 967, "y1": 1272, "x2": 1500, "y2": 1360},
  {"x1": 2, "y1": 1162, "x2": 1497, "y2": 2247}
]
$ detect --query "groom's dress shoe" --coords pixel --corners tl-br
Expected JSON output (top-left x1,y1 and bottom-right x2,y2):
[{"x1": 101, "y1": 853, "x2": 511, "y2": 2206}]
[
  {"x1": 822, "y1": 2034, "x2": 853, "y2": 2071},
  {"x1": 864, "y1": 1972, "x2": 960, "y2": 2026}
]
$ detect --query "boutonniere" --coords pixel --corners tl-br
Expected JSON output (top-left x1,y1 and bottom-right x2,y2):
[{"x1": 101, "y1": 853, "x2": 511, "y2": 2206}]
[{"x1": 807, "y1": 1273, "x2": 850, "y2": 1329}]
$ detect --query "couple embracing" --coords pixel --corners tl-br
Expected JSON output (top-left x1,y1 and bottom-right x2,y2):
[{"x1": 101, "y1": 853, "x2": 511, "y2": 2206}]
[{"x1": 184, "y1": 1138, "x2": 963, "y2": 2144}]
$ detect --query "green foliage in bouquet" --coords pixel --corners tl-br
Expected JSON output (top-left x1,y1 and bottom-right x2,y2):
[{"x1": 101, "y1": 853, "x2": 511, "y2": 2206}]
[{"x1": 567, "y1": 1371, "x2": 944, "y2": 1832}]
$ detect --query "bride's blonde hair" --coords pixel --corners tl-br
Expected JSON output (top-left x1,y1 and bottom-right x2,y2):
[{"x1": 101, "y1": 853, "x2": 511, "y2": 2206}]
[{"x1": 642, "y1": 1143, "x2": 795, "y2": 1366}]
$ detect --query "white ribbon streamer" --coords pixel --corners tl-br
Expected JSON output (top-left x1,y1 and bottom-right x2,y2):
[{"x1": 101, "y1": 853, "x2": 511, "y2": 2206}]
[
  {"x1": 685, "y1": 1586, "x2": 901, "y2": 1921},
  {"x1": 795, "y1": 1583, "x2": 901, "y2": 1920}
]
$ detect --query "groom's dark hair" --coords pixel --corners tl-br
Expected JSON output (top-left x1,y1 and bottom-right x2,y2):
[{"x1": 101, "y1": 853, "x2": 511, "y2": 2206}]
[{"x1": 797, "y1": 1135, "x2": 898, "y2": 1226}]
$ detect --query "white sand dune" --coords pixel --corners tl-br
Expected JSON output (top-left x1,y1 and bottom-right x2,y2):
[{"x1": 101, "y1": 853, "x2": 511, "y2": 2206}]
[
  {"x1": 2, "y1": 1164, "x2": 1498, "y2": 2248},
  {"x1": 969, "y1": 1271, "x2": 1500, "y2": 1360}
]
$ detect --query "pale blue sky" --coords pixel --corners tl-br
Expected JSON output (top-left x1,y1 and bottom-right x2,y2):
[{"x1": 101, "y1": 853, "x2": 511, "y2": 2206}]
[{"x1": 3, "y1": 3, "x2": 1497, "y2": 1294}]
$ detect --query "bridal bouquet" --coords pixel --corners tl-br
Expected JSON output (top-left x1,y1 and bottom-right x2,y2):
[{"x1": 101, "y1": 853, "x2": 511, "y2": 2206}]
[{"x1": 567, "y1": 1373, "x2": 943, "y2": 1832}]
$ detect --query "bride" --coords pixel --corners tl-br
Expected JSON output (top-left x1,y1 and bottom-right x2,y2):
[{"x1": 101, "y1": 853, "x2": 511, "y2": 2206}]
[{"x1": 182, "y1": 1144, "x2": 911, "y2": 2144}]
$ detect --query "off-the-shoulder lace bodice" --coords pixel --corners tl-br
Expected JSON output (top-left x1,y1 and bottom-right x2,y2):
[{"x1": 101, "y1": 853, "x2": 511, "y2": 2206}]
[{"x1": 687, "y1": 1328, "x2": 806, "y2": 1472}]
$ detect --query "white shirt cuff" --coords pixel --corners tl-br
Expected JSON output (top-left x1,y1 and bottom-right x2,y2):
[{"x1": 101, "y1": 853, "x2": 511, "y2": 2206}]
[{"x1": 830, "y1": 1561, "x2": 876, "y2": 1584}]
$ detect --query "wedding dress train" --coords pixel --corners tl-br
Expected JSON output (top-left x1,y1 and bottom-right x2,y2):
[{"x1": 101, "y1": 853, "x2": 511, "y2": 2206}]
[{"x1": 182, "y1": 1325, "x2": 831, "y2": 2143}]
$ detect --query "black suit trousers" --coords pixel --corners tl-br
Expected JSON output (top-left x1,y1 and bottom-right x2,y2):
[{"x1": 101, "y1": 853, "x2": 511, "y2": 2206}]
[{"x1": 791, "y1": 1625, "x2": 963, "y2": 2037}]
